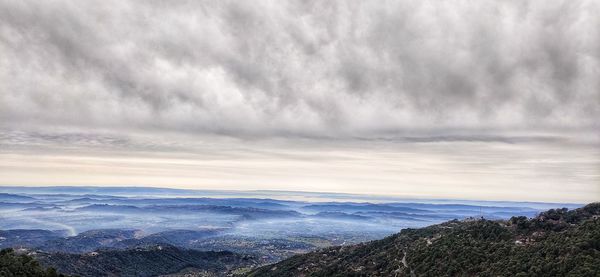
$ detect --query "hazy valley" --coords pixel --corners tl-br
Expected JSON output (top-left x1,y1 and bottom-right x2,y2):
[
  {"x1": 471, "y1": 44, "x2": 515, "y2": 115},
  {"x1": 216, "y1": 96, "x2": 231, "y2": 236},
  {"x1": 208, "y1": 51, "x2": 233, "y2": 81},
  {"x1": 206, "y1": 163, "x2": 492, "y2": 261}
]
[{"x1": 0, "y1": 186, "x2": 585, "y2": 276}]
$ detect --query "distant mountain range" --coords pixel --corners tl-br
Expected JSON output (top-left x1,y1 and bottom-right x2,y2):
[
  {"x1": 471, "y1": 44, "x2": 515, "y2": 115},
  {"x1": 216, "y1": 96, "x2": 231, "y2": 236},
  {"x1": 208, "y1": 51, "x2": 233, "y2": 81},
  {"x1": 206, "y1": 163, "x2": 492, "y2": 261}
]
[
  {"x1": 1, "y1": 187, "x2": 559, "y2": 250},
  {"x1": 0, "y1": 186, "x2": 583, "y2": 210},
  {"x1": 2, "y1": 203, "x2": 598, "y2": 276},
  {"x1": 0, "y1": 186, "x2": 593, "y2": 276}
]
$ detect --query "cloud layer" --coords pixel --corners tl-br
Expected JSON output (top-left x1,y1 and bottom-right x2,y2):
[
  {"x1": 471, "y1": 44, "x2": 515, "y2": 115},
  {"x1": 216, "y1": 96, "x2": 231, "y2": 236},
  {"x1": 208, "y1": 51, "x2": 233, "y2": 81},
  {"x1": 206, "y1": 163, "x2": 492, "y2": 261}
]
[
  {"x1": 1, "y1": 0, "x2": 598, "y2": 138},
  {"x1": 1, "y1": 1, "x2": 598, "y2": 202}
]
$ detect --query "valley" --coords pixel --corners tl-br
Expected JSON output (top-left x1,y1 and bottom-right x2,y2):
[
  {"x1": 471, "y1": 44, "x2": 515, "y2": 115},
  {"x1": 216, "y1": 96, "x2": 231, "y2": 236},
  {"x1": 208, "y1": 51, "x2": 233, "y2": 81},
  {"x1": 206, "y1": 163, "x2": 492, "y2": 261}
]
[{"x1": 0, "y1": 186, "x2": 584, "y2": 276}]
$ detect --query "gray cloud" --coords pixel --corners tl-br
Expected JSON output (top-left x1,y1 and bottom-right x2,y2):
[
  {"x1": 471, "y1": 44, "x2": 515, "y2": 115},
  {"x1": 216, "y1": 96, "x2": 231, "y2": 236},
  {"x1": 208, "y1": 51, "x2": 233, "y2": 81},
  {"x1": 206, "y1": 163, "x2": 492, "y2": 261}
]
[{"x1": 0, "y1": 0, "x2": 598, "y2": 138}]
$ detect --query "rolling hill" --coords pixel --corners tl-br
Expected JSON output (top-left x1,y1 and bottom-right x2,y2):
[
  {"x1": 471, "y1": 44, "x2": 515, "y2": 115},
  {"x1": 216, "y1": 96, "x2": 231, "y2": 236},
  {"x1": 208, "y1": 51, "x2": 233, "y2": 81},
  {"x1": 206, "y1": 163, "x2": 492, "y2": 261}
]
[{"x1": 36, "y1": 244, "x2": 258, "y2": 277}]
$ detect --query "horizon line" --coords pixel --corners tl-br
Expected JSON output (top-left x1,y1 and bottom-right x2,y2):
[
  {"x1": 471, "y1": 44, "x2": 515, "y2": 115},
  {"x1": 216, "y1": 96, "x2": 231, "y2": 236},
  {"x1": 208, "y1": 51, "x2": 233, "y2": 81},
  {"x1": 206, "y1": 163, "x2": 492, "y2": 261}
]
[{"x1": 0, "y1": 185, "x2": 588, "y2": 206}]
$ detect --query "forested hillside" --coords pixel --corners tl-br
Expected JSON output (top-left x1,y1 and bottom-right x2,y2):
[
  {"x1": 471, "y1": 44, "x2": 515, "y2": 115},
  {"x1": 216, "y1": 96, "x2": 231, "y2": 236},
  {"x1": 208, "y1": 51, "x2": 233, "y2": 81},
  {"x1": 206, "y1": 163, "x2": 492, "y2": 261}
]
[
  {"x1": 0, "y1": 248, "x2": 65, "y2": 277},
  {"x1": 36, "y1": 245, "x2": 258, "y2": 277},
  {"x1": 0, "y1": 245, "x2": 257, "y2": 277},
  {"x1": 249, "y1": 203, "x2": 600, "y2": 277}
]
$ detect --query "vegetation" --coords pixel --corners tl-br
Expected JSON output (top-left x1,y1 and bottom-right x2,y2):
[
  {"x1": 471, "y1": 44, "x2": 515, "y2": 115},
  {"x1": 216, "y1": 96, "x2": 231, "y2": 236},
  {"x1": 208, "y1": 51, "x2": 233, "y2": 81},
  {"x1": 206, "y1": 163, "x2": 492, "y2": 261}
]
[
  {"x1": 36, "y1": 244, "x2": 258, "y2": 277},
  {"x1": 0, "y1": 248, "x2": 66, "y2": 277},
  {"x1": 2, "y1": 203, "x2": 598, "y2": 276},
  {"x1": 249, "y1": 203, "x2": 600, "y2": 277}
]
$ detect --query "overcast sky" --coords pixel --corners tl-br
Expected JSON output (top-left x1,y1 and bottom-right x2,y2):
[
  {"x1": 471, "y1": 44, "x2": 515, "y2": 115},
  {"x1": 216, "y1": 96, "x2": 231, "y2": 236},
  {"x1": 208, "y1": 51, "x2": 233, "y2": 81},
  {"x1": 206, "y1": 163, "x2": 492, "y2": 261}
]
[{"x1": 0, "y1": 0, "x2": 598, "y2": 203}]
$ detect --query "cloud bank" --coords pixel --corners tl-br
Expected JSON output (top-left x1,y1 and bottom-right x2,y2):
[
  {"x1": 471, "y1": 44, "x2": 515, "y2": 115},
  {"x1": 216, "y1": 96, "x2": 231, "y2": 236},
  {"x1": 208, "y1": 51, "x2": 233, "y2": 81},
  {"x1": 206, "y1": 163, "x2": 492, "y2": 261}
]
[
  {"x1": 1, "y1": 0, "x2": 598, "y2": 138},
  {"x1": 1, "y1": 1, "x2": 598, "y2": 202}
]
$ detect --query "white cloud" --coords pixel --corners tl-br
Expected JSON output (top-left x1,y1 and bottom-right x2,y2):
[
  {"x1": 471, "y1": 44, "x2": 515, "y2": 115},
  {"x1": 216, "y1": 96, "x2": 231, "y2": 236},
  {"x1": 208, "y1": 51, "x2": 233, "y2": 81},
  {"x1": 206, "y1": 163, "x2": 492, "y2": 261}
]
[
  {"x1": 0, "y1": 0, "x2": 598, "y2": 137},
  {"x1": 0, "y1": 1, "x2": 598, "y2": 202}
]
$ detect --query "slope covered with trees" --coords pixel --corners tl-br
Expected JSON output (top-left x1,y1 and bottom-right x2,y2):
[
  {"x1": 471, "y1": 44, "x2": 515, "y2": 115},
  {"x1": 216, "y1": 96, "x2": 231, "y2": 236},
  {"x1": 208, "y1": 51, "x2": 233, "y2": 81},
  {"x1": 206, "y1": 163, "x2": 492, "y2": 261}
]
[
  {"x1": 0, "y1": 244, "x2": 258, "y2": 277},
  {"x1": 0, "y1": 248, "x2": 66, "y2": 277},
  {"x1": 249, "y1": 203, "x2": 600, "y2": 277},
  {"x1": 36, "y1": 244, "x2": 258, "y2": 277}
]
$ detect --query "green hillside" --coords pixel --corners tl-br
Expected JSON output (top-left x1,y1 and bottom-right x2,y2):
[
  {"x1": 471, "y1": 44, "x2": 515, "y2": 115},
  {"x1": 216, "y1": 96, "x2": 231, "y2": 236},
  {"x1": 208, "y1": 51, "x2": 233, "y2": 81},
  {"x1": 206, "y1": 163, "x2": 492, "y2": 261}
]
[
  {"x1": 0, "y1": 245, "x2": 258, "y2": 277},
  {"x1": 37, "y1": 245, "x2": 257, "y2": 277},
  {"x1": 0, "y1": 248, "x2": 66, "y2": 277},
  {"x1": 249, "y1": 203, "x2": 600, "y2": 277}
]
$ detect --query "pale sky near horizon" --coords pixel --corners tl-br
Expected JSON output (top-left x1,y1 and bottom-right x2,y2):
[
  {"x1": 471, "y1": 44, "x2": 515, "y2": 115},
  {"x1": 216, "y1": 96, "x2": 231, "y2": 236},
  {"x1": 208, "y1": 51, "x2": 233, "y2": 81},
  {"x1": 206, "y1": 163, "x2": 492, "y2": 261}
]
[{"x1": 0, "y1": 0, "x2": 599, "y2": 203}]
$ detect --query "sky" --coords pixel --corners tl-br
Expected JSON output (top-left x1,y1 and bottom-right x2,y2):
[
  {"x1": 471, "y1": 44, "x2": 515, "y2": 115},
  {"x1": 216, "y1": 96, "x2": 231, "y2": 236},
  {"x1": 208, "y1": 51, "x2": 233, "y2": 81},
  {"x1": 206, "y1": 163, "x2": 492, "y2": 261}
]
[{"x1": 0, "y1": 0, "x2": 598, "y2": 203}]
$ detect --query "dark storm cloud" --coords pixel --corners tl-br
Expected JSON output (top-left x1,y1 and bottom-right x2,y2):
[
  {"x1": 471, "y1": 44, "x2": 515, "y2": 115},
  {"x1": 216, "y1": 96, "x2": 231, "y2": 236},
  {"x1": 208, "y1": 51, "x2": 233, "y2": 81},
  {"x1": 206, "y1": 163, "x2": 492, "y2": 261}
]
[{"x1": 0, "y1": 0, "x2": 598, "y2": 138}]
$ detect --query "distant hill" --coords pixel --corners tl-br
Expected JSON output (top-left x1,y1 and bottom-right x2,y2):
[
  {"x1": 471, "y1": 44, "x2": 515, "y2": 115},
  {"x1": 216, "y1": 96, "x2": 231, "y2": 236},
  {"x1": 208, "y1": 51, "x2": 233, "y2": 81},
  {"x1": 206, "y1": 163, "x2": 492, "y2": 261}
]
[
  {"x1": 36, "y1": 244, "x2": 258, "y2": 277},
  {"x1": 1, "y1": 244, "x2": 258, "y2": 277},
  {"x1": 0, "y1": 229, "x2": 67, "y2": 249},
  {"x1": 0, "y1": 193, "x2": 35, "y2": 202},
  {"x1": 115, "y1": 229, "x2": 224, "y2": 249},
  {"x1": 38, "y1": 229, "x2": 142, "y2": 253},
  {"x1": 249, "y1": 203, "x2": 600, "y2": 276},
  {"x1": 74, "y1": 204, "x2": 302, "y2": 219}
]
